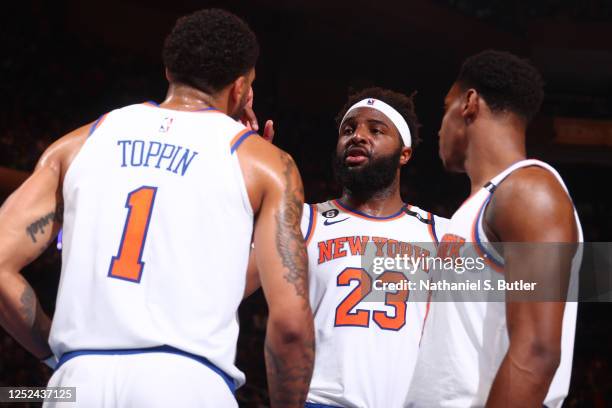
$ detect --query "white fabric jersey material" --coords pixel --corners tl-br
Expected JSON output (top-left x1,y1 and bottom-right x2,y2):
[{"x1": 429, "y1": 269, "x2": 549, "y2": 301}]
[
  {"x1": 45, "y1": 352, "x2": 237, "y2": 408},
  {"x1": 49, "y1": 103, "x2": 254, "y2": 388},
  {"x1": 301, "y1": 199, "x2": 448, "y2": 408},
  {"x1": 406, "y1": 159, "x2": 582, "y2": 408}
]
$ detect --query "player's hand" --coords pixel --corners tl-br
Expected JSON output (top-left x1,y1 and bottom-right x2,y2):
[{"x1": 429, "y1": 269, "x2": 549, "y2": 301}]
[
  {"x1": 240, "y1": 87, "x2": 259, "y2": 131},
  {"x1": 239, "y1": 87, "x2": 275, "y2": 143},
  {"x1": 262, "y1": 119, "x2": 274, "y2": 143}
]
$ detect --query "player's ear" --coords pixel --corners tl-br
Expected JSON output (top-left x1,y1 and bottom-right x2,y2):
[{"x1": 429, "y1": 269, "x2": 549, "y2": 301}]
[
  {"x1": 399, "y1": 146, "x2": 412, "y2": 166},
  {"x1": 164, "y1": 68, "x2": 173, "y2": 83},
  {"x1": 229, "y1": 76, "x2": 247, "y2": 105},
  {"x1": 462, "y1": 89, "x2": 479, "y2": 124},
  {"x1": 230, "y1": 76, "x2": 254, "y2": 114}
]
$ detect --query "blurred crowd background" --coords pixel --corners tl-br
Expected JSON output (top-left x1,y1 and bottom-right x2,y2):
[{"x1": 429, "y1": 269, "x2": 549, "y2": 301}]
[{"x1": 1, "y1": 1, "x2": 611, "y2": 406}]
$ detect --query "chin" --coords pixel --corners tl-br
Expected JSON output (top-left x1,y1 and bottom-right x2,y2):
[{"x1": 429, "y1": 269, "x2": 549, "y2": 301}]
[{"x1": 344, "y1": 162, "x2": 367, "y2": 170}]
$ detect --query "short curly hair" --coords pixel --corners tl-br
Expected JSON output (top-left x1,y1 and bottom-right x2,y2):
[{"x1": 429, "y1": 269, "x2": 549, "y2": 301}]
[
  {"x1": 457, "y1": 50, "x2": 544, "y2": 123},
  {"x1": 335, "y1": 87, "x2": 422, "y2": 148},
  {"x1": 162, "y1": 9, "x2": 259, "y2": 94}
]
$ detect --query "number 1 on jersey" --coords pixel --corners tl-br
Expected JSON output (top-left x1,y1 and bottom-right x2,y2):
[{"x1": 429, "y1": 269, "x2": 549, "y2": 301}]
[{"x1": 108, "y1": 186, "x2": 157, "y2": 283}]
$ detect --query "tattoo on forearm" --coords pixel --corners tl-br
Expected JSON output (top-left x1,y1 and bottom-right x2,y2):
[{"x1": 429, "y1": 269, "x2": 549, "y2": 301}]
[
  {"x1": 25, "y1": 201, "x2": 63, "y2": 243},
  {"x1": 265, "y1": 338, "x2": 315, "y2": 407},
  {"x1": 274, "y1": 153, "x2": 309, "y2": 303},
  {"x1": 20, "y1": 285, "x2": 36, "y2": 327},
  {"x1": 17, "y1": 278, "x2": 51, "y2": 353}
]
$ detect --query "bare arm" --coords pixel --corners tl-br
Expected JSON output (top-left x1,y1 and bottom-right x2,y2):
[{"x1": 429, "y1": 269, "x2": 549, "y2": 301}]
[
  {"x1": 0, "y1": 126, "x2": 88, "y2": 359},
  {"x1": 237, "y1": 137, "x2": 314, "y2": 407},
  {"x1": 243, "y1": 248, "x2": 261, "y2": 298},
  {"x1": 485, "y1": 168, "x2": 577, "y2": 407}
]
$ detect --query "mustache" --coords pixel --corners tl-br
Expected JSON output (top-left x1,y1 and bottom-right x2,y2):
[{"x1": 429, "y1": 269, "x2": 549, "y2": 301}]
[{"x1": 343, "y1": 144, "x2": 371, "y2": 159}]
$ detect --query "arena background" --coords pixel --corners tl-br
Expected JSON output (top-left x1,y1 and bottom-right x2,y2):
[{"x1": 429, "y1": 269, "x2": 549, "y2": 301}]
[{"x1": 1, "y1": 1, "x2": 611, "y2": 406}]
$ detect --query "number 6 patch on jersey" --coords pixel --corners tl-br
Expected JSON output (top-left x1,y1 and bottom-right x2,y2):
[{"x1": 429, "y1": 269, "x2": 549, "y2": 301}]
[{"x1": 108, "y1": 186, "x2": 158, "y2": 283}]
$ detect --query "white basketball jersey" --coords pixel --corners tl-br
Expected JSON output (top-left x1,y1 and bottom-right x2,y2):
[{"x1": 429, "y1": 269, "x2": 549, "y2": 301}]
[
  {"x1": 406, "y1": 160, "x2": 582, "y2": 408},
  {"x1": 49, "y1": 102, "x2": 256, "y2": 387},
  {"x1": 301, "y1": 199, "x2": 448, "y2": 408}
]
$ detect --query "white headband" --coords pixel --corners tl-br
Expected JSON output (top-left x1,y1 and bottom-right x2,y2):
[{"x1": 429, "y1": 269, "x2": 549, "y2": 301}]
[{"x1": 340, "y1": 98, "x2": 412, "y2": 147}]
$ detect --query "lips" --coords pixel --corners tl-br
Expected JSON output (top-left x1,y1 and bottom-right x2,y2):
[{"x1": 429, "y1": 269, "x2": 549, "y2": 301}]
[{"x1": 344, "y1": 146, "x2": 370, "y2": 165}]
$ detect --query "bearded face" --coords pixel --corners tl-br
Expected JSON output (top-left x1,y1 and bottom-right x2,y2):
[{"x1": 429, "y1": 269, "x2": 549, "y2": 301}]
[{"x1": 333, "y1": 142, "x2": 402, "y2": 197}]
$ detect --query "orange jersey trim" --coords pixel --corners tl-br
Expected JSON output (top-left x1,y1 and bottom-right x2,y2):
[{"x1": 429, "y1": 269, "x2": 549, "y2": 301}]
[
  {"x1": 230, "y1": 129, "x2": 256, "y2": 153},
  {"x1": 88, "y1": 113, "x2": 109, "y2": 137},
  {"x1": 304, "y1": 204, "x2": 318, "y2": 246},
  {"x1": 471, "y1": 199, "x2": 504, "y2": 273}
]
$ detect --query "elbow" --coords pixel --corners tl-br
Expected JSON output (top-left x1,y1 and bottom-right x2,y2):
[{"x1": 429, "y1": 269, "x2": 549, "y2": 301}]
[
  {"x1": 515, "y1": 339, "x2": 561, "y2": 380},
  {"x1": 534, "y1": 343, "x2": 561, "y2": 378},
  {"x1": 267, "y1": 309, "x2": 314, "y2": 345}
]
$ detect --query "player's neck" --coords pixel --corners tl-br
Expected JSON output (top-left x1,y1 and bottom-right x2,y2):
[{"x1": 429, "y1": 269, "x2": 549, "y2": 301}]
[
  {"x1": 464, "y1": 125, "x2": 526, "y2": 194},
  {"x1": 160, "y1": 83, "x2": 221, "y2": 112},
  {"x1": 340, "y1": 181, "x2": 404, "y2": 217}
]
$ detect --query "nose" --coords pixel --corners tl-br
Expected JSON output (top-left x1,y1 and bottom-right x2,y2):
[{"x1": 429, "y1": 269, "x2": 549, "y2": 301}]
[{"x1": 350, "y1": 123, "x2": 368, "y2": 144}]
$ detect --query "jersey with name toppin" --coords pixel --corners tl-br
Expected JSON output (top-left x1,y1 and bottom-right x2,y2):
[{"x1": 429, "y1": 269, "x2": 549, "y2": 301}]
[{"x1": 49, "y1": 102, "x2": 256, "y2": 388}]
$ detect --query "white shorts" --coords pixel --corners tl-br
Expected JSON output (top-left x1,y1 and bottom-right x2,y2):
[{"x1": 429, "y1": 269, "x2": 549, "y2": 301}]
[{"x1": 44, "y1": 351, "x2": 237, "y2": 408}]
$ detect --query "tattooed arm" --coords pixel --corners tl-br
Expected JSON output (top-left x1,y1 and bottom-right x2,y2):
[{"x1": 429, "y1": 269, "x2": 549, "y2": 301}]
[
  {"x1": 237, "y1": 137, "x2": 314, "y2": 407},
  {"x1": 257, "y1": 152, "x2": 314, "y2": 407},
  {"x1": 0, "y1": 125, "x2": 88, "y2": 359}
]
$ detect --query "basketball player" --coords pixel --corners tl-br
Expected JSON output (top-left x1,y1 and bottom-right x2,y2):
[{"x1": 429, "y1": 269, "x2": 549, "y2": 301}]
[
  {"x1": 246, "y1": 87, "x2": 447, "y2": 407},
  {"x1": 0, "y1": 9, "x2": 313, "y2": 407},
  {"x1": 406, "y1": 50, "x2": 582, "y2": 407}
]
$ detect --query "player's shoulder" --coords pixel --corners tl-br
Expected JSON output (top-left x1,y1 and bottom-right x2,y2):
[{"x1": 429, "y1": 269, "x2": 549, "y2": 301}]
[
  {"x1": 304, "y1": 199, "x2": 349, "y2": 222},
  {"x1": 301, "y1": 200, "x2": 338, "y2": 243},
  {"x1": 238, "y1": 135, "x2": 298, "y2": 181},
  {"x1": 404, "y1": 203, "x2": 450, "y2": 241},
  {"x1": 487, "y1": 161, "x2": 577, "y2": 241},
  {"x1": 405, "y1": 204, "x2": 448, "y2": 224},
  {"x1": 235, "y1": 134, "x2": 301, "y2": 215},
  {"x1": 492, "y1": 162, "x2": 572, "y2": 214},
  {"x1": 300, "y1": 200, "x2": 333, "y2": 222},
  {"x1": 502, "y1": 165, "x2": 564, "y2": 194},
  {"x1": 311, "y1": 200, "x2": 337, "y2": 216}
]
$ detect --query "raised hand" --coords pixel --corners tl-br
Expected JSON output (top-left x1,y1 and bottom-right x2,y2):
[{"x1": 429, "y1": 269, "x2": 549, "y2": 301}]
[{"x1": 240, "y1": 87, "x2": 275, "y2": 143}]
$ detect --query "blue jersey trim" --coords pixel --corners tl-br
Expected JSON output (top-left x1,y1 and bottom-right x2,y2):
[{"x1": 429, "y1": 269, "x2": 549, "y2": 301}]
[
  {"x1": 87, "y1": 113, "x2": 106, "y2": 137},
  {"x1": 230, "y1": 130, "x2": 256, "y2": 154},
  {"x1": 305, "y1": 402, "x2": 344, "y2": 408},
  {"x1": 303, "y1": 204, "x2": 315, "y2": 242},
  {"x1": 474, "y1": 196, "x2": 504, "y2": 269},
  {"x1": 335, "y1": 199, "x2": 405, "y2": 220},
  {"x1": 56, "y1": 229, "x2": 63, "y2": 251},
  {"x1": 56, "y1": 345, "x2": 235, "y2": 393},
  {"x1": 429, "y1": 213, "x2": 439, "y2": 244}
]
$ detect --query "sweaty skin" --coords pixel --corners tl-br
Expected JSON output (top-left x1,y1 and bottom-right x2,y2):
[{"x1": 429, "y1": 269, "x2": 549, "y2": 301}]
[
  {"x1": 0, "y1": 69, "x2": 314, "y2": 408},
  {"x1": 439, "y1": 82, "x2": 578, "y2": 407},
  {"x1": 243, "y1": 106, "x2": 412, "y2": 297}
]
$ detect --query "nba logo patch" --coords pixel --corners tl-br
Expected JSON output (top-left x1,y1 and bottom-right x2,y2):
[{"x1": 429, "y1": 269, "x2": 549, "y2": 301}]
[
  {"x1": 367, "y1": 99, "x2": 375, "y2": 105},
  {"x1": 159, "y1": 117, "x2": 174, "y2": 133}
]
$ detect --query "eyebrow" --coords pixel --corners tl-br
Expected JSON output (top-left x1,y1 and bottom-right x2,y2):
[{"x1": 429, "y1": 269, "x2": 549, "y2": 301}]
[
  {"x1": 366, "y1": 119, "x2": 389, "y2": 127},
  {"x1": 342, "y1": 117, "x2": 389, "y2": 128}
]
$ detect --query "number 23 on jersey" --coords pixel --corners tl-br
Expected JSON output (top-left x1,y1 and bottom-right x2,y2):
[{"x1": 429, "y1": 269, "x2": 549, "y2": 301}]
[{"x1": 334, "y1": 267, "x2": 409, "y2": 331}]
